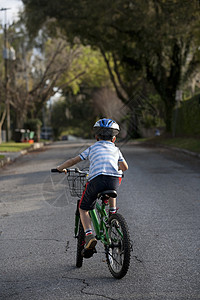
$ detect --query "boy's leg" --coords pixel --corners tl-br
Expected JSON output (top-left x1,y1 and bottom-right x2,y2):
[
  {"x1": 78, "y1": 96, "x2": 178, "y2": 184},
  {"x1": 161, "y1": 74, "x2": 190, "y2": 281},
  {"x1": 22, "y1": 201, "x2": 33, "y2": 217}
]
[
  {"x1": 79, "y1": 208, "x2": 92, "y2": 231},
  {"x1": 79, "y1": 208, "x2": 97, "y2": 249}
]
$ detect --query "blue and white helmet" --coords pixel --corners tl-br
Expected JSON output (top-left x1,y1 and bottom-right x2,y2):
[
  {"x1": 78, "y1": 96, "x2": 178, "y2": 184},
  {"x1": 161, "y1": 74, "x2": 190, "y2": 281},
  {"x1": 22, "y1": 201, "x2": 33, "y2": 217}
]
[{"x1": 93, "y1": 118, "x2": 120, "y2": 137}]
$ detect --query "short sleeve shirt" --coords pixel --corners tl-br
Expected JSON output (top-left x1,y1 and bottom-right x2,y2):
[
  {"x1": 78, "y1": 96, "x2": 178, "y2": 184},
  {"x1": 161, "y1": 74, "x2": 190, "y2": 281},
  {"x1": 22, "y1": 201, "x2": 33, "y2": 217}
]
[{"x1": 79, "y1": 141, "x2": 124, "y2": 180}]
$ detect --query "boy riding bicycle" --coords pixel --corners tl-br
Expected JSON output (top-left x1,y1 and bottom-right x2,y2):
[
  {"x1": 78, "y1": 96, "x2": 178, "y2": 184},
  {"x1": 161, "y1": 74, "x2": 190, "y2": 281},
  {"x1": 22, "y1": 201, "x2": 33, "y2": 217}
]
[{"x1": 56, "y1": 118, "x2": 128, "y2": 250}]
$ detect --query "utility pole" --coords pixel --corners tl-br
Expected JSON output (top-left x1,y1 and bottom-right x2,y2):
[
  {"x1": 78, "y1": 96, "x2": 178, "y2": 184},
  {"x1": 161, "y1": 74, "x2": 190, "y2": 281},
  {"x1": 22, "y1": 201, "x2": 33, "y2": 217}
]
[{"x1": 1, "y1": 8, "x2": 11, "y2": 141}]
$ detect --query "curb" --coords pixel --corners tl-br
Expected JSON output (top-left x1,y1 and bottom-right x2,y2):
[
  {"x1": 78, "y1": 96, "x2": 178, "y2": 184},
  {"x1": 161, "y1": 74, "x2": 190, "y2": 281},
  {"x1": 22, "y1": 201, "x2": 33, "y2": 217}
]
[{"x1": 0, "y1": 142, "x2": 46, "y2": 168}]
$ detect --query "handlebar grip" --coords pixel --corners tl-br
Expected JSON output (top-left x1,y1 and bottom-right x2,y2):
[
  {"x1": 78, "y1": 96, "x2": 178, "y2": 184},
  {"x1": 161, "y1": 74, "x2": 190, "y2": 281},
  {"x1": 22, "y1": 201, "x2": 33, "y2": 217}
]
[{"x1": 51, "y1": 168, "x2": 63, "y2": 173}]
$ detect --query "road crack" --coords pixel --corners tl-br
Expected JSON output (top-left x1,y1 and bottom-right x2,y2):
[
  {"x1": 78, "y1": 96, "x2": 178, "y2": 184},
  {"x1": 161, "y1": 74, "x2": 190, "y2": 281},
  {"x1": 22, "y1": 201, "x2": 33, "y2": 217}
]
[
  {"x1": 81, "y1": 279, "x2": 115, "y2": 300},
  {"x1": 65, "y1": 240, "x2": 69, "y2": 251},
  {"x1": 61, "y1": 276, "x2": 115, "y2": 300},
  {"x1": 133, "y1": 255, "x2": 143, "y2": 263}
]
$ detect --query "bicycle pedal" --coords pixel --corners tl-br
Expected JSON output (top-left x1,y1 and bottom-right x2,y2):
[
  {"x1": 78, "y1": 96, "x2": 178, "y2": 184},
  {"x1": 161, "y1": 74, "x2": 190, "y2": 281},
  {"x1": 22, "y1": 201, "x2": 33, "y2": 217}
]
[{"x1": 81, "y1": 247, "x2": 97, "y2": 258}]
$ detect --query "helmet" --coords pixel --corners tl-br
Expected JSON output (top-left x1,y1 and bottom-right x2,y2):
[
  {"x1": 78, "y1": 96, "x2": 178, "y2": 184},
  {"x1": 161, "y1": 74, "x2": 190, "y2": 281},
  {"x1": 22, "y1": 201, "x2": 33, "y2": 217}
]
[{"x1": 93, "y1": 118, "x2": 120, "y2": 138}]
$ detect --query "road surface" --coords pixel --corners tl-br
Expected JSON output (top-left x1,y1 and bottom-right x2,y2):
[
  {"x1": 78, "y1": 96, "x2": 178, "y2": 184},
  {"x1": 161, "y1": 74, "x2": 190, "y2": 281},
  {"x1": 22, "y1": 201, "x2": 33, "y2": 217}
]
[{"x1": 0, "y1": 141, "x2": 200, "y2": 300}]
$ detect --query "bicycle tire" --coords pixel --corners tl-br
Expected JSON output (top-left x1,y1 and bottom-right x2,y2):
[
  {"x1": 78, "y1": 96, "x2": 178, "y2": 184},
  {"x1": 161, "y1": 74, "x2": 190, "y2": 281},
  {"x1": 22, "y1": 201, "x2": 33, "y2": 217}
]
[
  {"x1": 76, "y1": 221, "x2": 85, "y2": 268},
  {"x1": 106, "y1": 213, "x2": 131, "y2": 279}
]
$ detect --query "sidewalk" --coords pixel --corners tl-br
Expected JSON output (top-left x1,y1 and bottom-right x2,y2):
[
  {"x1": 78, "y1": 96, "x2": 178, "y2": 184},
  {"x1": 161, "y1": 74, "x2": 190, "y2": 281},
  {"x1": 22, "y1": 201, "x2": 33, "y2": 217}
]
[{"x1": 0, "y1": 142, "x2": 45, "y2": 168}]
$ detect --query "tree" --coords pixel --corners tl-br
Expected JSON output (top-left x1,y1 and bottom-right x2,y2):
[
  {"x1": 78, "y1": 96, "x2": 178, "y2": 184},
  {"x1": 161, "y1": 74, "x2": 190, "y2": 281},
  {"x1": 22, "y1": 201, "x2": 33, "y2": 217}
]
[
  {"x1": 0, "y1": 47, "x2": 6, "y2": 143},
  {"x1": 0, "y1": 26, "x2": 6, "y2": 142},
  {"x1": 22, "y1": 0, "x2": 147, "y2": 137},
  {"x1": 27, "y1": 38, "x2": 85, "y2": 118},
  {"x1": 51, "y1": 90, "x2": 97, "y2": 139},
  {"x1": 5, "y1": 22, "x2": 86, "y2": 130},
  {"x1": 51, "y1": 98, "x2": 67, "y2": 138},
  {"x1": 0, "y1": 106, "x2": 6, "y2": 144},
  {"x1": 22, "y1": 0, "x2": 200, "y2": 135},
  {"x1": 143, "y1": 1, "x2": 200, "y2": 131},
  {"x1": 92, "y1": 87, "x2": 124, "y2": 120}
]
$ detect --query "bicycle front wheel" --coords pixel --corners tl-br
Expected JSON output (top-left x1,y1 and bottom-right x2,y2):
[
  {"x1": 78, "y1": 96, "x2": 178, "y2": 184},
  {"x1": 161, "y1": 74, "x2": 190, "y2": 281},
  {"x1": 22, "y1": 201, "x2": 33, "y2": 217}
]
[
  {"x1": 76, "y1": 221, "x2": 85, "y2": 268},
  {"x1": 106, "y1": 213, "x2": 131, "y2": 279}
]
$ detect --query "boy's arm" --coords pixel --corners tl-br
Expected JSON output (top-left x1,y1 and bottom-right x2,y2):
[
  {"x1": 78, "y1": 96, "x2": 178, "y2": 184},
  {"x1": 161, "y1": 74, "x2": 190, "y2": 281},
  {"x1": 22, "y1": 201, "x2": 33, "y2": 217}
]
[
  {"x1": 57, "y1": 156, "x2": 82, "y2": 172},
  {"x1": 118, "y1": 160, "x2": 128, "y2": 171}
]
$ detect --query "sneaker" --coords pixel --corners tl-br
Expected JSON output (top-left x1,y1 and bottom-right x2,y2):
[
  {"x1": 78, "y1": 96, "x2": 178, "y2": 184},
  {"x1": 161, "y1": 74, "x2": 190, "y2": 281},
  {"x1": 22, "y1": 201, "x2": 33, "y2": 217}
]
[{"x1": 85, "y1": 234, "x2": 97, "y2": 249}]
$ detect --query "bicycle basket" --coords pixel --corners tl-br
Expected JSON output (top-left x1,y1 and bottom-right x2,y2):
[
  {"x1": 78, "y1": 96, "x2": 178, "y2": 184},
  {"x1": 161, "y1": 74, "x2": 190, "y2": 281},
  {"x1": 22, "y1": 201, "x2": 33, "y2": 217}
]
[{"x1": 67, "y1": 172, "x2": 88, "y2": 197}]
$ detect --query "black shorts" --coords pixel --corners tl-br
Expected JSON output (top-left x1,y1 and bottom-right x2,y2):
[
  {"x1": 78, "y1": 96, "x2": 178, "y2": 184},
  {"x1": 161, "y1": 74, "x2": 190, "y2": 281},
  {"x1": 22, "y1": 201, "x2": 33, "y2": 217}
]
[{"x1": 79, "y1": 175, "x2": 122, "y2": 211}]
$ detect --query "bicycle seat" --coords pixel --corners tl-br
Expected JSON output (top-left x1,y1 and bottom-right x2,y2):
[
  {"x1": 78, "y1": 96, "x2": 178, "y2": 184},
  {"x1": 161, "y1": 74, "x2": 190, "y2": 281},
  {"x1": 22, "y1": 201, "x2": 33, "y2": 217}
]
[{"x1": 98, "y1": 190, "x2": 117, "y2": 199}]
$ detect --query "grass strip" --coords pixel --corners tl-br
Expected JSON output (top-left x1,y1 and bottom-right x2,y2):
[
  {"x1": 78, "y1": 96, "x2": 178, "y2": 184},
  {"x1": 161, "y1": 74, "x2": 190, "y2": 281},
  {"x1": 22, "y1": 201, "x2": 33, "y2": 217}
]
[
  {"x1": 0, "y1": 142, "x2": 32, "y2": 152},
  {"x1": 143, "y1": 137, "x2": 200, "y2": 154}
]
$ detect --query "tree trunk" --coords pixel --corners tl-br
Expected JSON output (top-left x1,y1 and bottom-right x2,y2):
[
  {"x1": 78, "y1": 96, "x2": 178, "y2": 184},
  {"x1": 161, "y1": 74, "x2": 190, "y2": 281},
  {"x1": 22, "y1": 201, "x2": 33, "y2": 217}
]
[
  {"x1": 16, "y1": 111, "x2": 24, "y2": 129},
  {"x1": 128, "y1": 111, "x2": 141, "y2": 138},
  {"x1": 125, "y1": 99, "x2": 141, "y2": 139},
  {"x1": 0, "y1": 109, "x2": 6, "y2": 144},
  {"x1": 164, "y1": 98, "x2": 175, "y2": 134},
  {"x1": 0, "y1": 127, "x2": 2, "y2": 144}
]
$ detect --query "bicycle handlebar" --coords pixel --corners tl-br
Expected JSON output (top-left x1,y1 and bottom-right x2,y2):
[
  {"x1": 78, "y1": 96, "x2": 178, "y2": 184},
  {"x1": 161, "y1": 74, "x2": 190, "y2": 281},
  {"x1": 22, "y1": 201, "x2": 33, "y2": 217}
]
[
  {"x1": 51, "y1": 168, "x2": 88, "y2": 175},
  {"x1": 51, "y1": 168, "x2": 63, "y2": 173}
]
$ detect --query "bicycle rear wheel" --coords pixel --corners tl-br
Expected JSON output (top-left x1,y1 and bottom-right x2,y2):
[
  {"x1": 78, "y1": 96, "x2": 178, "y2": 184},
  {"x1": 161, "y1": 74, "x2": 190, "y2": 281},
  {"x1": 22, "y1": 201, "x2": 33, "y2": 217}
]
[
  {"x1": 106, "y1": 213, "x2": 131, "y2": 279},
  {"x1": 76, "y1": 221, "x2": 85, "y2": 268}
]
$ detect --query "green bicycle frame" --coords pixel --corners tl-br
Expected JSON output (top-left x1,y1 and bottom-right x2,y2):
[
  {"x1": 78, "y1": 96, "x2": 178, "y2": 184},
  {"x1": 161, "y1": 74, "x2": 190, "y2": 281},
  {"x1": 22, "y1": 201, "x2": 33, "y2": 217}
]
[
  {"x1": 89, "y1": 202, "x2": 111, "y2": 245},
  {"x1": 74, "y1": 200, "x2": 123, "y2": 243}
]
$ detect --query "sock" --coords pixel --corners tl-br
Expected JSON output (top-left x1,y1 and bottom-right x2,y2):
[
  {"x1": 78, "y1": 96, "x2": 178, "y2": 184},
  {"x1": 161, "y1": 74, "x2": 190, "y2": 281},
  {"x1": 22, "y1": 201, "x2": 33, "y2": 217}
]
[
  {"x1": 109, "y1": 207, "x2": 116, "y2": 214},
  {"x1": 85, "y1": 229, "x2": 93, "y2": 236}
]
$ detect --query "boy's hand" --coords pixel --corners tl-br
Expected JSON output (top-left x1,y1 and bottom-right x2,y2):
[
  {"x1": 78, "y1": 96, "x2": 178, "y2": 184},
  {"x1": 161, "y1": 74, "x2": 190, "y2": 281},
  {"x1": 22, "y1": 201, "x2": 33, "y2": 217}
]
[{"x1": 56, "y1": 167, "x2": 67, "y2": 174}]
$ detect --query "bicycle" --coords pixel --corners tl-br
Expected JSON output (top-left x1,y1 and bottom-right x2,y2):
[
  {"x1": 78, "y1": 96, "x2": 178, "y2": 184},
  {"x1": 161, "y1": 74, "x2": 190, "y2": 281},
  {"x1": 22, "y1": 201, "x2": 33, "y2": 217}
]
[{"x1": 51, "y1": 167, "x2": 132, "y2": 279}]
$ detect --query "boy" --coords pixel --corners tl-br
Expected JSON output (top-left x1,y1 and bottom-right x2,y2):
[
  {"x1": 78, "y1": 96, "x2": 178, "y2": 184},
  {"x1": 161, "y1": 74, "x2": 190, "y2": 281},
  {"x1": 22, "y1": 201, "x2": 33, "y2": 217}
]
[{"x1": 56, "y1": 118, "x2": 128, "y2": 250}]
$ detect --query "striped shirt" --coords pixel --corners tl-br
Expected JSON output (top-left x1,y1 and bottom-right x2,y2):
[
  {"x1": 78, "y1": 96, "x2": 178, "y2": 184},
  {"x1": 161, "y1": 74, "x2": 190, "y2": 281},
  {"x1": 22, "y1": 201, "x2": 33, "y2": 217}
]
[{"x1": 79, "y1": 141, "x2": 124, "y2": 180}]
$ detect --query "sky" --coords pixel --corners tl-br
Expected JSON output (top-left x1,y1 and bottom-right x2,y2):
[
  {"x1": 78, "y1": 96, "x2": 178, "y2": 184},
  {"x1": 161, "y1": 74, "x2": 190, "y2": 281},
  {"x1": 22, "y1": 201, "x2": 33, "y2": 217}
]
[{"x1": 0, "y1": 0, "x2": 23, "y2": 24}]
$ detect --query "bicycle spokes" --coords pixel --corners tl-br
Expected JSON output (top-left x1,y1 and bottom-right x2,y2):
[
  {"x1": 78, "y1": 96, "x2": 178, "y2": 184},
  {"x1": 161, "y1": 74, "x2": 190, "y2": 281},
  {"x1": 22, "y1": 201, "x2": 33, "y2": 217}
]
[
  {"x1": 108, "y1": 222, "x2": 124, "y2": 270},
  {"x1": 106, "y1": 214, "x2": 131, "y2": 279}
]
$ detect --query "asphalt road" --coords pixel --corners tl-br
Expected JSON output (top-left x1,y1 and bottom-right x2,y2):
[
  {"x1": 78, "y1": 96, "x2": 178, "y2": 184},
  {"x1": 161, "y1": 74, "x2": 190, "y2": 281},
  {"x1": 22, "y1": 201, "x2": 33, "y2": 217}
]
[{"x1": 0, "y1": 141, "x2": 200, "y2": 300}]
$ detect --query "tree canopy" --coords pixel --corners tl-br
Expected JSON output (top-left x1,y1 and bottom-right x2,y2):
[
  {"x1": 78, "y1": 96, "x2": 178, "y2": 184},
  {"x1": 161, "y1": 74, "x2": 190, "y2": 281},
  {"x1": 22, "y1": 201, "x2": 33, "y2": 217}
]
[{"x1": 22, "y1": 0, "x2": 200, "y2": 134}]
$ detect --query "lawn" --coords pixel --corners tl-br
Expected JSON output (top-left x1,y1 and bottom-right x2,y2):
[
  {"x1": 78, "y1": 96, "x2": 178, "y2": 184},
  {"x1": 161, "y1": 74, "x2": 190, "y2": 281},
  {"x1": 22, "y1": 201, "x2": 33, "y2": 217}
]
[
  {"x1": 144, "y1": 137, "x2": 200, "y2": 154},
  {"x1": 0, "y1": 142, "x2": 32, "y2": 152}
]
